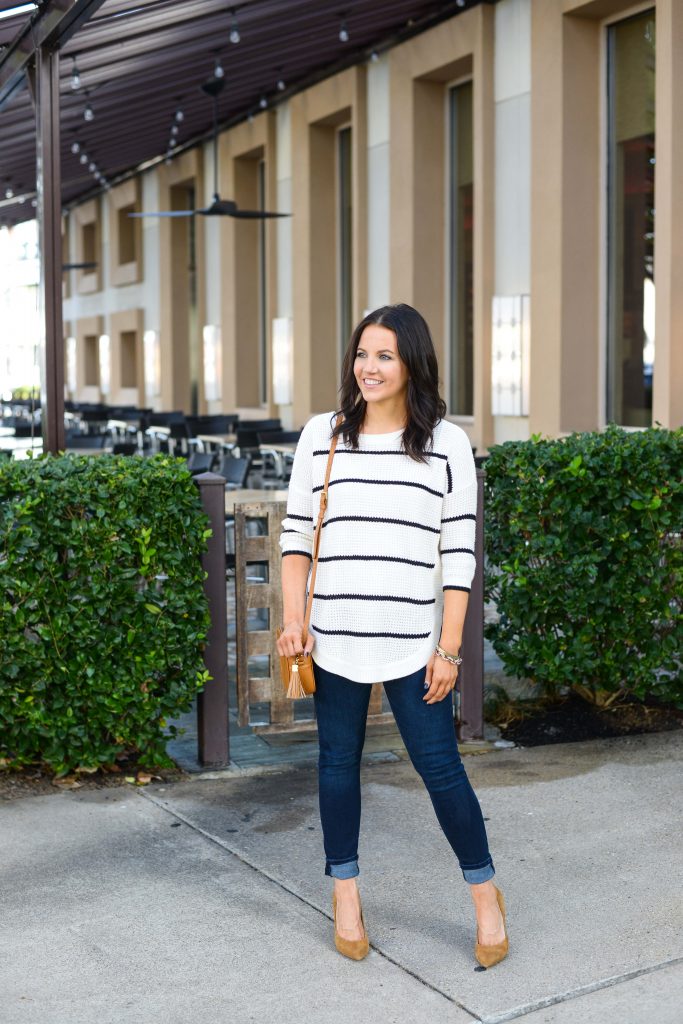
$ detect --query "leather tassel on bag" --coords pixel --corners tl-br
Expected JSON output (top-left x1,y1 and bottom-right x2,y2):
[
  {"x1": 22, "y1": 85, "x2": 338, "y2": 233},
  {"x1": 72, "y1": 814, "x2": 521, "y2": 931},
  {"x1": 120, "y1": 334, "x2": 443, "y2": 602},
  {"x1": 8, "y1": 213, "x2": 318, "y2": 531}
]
[
  {"x1": 275, "y1": 413, "x2": 343, "y2": 699},
  {"x1": 287, "y1": 658, "x2": 307, "y2": 699}
]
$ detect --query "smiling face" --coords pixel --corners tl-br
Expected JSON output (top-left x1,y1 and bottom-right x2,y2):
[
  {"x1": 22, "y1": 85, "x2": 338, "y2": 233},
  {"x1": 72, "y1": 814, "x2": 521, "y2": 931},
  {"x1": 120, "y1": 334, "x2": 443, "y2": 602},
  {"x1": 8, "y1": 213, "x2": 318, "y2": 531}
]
[{"x1": 353, "y1": 324, "x2": 410, "y2": 410}]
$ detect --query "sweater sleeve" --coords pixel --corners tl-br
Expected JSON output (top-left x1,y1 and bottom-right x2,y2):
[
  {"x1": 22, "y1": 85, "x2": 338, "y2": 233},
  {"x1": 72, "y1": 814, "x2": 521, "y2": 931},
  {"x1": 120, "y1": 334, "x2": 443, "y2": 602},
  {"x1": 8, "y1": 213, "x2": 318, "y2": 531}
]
[
  {"x1": 439, "y1": 429, "x2": 477, "y2": 592},
  {"x1": 279, "y1": 418, "x2": 317, "y2": 559}
]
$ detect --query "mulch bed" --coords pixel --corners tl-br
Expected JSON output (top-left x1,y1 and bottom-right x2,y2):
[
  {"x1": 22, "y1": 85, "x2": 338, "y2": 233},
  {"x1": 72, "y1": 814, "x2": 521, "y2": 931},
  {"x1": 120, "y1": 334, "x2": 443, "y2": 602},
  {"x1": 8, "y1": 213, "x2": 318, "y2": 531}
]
[
  {"x1": 498, "y1": 692, "x2": 683, "y2": 747},
  {"x1": 0, "y1": 750, "x2": 188, "y2": 801}
]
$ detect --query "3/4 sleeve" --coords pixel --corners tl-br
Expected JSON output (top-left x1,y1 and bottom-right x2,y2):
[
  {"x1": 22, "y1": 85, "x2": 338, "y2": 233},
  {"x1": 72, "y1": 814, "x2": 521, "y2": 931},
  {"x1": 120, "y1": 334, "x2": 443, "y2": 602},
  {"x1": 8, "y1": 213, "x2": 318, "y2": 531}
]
[
  {"x1": 279, "y1": 418, "x2": 317, "y2": 560},
  {"x1": 439, "y1": 428, "x2": 477, "y2": 592}
]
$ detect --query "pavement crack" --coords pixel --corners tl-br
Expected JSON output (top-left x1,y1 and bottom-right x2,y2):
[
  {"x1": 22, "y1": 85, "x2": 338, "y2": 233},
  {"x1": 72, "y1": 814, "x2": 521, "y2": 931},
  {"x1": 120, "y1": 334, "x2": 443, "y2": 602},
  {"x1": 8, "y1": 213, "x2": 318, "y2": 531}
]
[
  {"x1": 479, "y1": 956, "x2": 683, "y2": 1023},
  {"x1": 138, "y1": 788, "x2": 483, "y2": 1022}
]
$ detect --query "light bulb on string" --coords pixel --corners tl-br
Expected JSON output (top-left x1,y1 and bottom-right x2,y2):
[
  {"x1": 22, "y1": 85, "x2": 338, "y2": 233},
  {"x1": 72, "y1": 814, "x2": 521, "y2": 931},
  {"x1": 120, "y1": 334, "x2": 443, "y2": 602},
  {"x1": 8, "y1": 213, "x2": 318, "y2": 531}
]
[
  {"x1": 84, "y1": 103, "x2": 94, "y2": 122},
  {"x1": 214, "y1": 57, "x2": 224, "y2": 79},
  {"x1": 70, "y1": 57, "x2": 81, "y2": 91},
  {"x1": 171, "y1": 124, "x2": 179, "y2": 136},
  {"x1": 370, "y1": 49, "x2": 379, "y2": 63},
  {"x1": 276, "y1": 67, "x2": 286, "y2": 91},
  {"x1": 229, "y1": 8, "x2": 240, "y2": 44},
  {"x1": 80, "y1": 152, "x2": 88, "y2": 165},
  {"x1": 88, "y1": 162, "x2": 97, "y2": 173},
  {"x1": 5, "y1": 186, "x2": 13, "y2": 200},
  {"x1": 175, "y1": 108, "x2": 184, "y2": 123},
  {"x1": 259, "y1": 95, "x2": 268, "y2": 109},
  {"x1": 71, "y1": 140, "x2": 80, "y2": 154},
  {"x1": 339, "y1": 19, "x2": 349, "y2": 43}
]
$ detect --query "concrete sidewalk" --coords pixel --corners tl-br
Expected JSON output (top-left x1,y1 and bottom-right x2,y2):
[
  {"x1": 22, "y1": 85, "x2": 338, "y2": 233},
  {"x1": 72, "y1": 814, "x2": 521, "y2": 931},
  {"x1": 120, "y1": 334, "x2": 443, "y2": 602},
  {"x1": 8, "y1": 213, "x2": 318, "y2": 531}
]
[{"x1": 2, "y1": 731, "x2": 682, "y2": 1024}]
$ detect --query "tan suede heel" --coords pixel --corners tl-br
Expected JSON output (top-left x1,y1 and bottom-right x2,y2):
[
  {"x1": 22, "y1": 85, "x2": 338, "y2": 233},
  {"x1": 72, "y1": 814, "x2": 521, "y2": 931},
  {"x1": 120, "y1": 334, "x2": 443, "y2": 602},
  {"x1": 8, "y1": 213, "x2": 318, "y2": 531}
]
[
  {"x1": 332, "y1": 889, "x2": 369, "y2": 960},
  {"x1": 474, "y1": 885, "x2": 509, "y2": 968}
]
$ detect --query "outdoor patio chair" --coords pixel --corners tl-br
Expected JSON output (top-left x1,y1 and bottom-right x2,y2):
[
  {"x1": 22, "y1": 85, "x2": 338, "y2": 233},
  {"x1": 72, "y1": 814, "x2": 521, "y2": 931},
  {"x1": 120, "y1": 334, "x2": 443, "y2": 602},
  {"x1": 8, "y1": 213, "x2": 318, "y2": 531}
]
[
  {"x1": 215, "y1": 454, "x2": 251, "y2": 489},
  {"x1": 186, "y1": 451, "x2": 217, "y2": 475}
]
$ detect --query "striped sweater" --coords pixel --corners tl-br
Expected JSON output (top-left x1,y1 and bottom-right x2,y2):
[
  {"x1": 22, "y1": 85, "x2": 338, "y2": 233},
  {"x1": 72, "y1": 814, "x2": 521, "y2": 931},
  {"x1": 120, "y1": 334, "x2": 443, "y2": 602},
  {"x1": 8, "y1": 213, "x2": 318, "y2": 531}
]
[{"x1": 278, "y1": 411, "x2": 477, "y2": 683}]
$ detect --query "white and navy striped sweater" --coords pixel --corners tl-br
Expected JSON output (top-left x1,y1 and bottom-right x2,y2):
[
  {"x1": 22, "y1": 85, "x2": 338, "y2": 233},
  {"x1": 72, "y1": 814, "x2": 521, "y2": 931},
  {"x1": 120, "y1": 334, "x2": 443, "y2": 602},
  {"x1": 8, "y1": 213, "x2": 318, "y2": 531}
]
[{"x1": 279, "y1": 411, "x2": 477, "y2": 683}]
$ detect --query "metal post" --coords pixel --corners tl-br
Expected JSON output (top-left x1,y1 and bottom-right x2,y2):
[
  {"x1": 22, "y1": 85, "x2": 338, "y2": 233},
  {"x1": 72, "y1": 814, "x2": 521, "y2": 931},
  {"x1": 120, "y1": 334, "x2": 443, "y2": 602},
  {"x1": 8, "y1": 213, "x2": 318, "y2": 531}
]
[
  {"x1": 457, "y1": 467, "x2": 485, "y2": 741},
  {"x1": 36, "y1": 45, "x2": 65, "y2": 455},
  {"x1": 195, "y1": 473, "x2": 229, "y2": 766}
]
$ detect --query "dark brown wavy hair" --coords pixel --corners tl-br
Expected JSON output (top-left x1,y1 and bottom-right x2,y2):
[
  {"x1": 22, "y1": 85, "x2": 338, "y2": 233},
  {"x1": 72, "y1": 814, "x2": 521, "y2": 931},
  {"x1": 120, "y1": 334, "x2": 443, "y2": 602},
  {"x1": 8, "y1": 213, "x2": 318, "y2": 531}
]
[{"x1": 329, "y1": 303, "x2": 447, "y2": 463}]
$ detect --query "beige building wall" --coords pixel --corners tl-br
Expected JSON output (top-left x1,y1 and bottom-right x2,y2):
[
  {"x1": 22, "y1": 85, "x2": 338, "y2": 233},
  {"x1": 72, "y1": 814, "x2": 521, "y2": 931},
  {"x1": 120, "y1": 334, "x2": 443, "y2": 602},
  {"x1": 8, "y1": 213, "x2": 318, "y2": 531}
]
[
  {"x1": 531, "y1": 0, "x2": 682, "y2": 435},
  {"x1": 388, "y1": 3, "x2": 495, "y2": 454},
  {"x1": 288, "y1": 65, "x2": 368, "y2": 428}
]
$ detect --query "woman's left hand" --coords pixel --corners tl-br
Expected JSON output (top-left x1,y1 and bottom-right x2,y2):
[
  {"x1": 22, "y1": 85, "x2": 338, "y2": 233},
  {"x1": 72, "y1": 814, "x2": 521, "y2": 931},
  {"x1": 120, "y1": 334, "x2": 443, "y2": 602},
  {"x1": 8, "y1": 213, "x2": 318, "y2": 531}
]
[{"x1": 423, "y1": 652, "x2": 458, "y2": 704}]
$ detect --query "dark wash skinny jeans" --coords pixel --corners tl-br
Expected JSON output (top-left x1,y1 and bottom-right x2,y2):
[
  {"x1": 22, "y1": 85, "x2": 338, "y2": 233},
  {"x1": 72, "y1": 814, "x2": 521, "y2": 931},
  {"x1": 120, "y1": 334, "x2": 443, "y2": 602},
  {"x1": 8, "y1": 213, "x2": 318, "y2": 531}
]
[{"x1": 312, "y1": 660, "x2": 495, "y2": 884}]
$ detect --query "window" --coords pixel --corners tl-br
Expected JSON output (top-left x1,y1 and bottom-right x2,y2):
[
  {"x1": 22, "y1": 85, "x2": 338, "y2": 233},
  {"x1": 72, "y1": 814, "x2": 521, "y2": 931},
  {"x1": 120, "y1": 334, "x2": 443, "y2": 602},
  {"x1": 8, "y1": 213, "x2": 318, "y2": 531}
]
[
  {"x1": 120, "y1": 330, "x2": 137, "y2": 388},
  {"x1": 338, "y1": 125, "x2": 353, "y2": 355},
  {"x1": 258, "y1": 159, "x2": 267, "y2": 404},
  {"x1": 84, "y1": 334, "x2": 99, "y2": 387},
  {"x1": 448, "y1": 81, "x2": 474, "y2": 416},
  {"x1": 117, "y1": 205, "x2": 137, "y2": 265},
  {"x1": 606, "y1": 9, "x2": 655, "y2": 427},
  {"x1": 82, "y1": 222, "x2": 96, "y2": 266}
]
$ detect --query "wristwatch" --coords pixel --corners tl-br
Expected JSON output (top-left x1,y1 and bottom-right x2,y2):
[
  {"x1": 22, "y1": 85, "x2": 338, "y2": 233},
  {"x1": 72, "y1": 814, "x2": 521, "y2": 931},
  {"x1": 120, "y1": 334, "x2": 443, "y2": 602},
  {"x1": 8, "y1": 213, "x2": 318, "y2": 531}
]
[{"x1": 435, "y1": 643, "x2": 463, "y2": 666}]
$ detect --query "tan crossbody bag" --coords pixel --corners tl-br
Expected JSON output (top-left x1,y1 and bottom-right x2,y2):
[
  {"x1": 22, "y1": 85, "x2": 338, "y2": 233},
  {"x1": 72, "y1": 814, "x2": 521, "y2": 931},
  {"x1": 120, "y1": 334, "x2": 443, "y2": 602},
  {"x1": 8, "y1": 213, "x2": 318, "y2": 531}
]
[{"x1": 276, "y1": 412, "x2": 343, "y2": 698}]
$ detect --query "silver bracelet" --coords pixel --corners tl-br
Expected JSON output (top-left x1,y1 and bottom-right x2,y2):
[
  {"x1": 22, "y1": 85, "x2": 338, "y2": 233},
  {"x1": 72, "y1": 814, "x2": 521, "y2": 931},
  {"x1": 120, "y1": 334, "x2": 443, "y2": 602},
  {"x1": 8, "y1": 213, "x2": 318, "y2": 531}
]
[{"x1": 435, "y1": 643, "x2": 462, "y2": 666}]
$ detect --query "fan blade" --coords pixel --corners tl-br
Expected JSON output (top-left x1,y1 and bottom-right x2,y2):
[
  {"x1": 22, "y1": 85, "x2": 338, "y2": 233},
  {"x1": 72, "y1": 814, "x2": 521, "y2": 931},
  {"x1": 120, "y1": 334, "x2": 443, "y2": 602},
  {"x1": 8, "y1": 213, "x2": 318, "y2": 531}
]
[
  {"x1": 128, "y1": 210, "x2": 196, "y2": 218},
  {"x1": 196, "y1": 196, "x2": 290, "y2": 219},
  {"x1": 226, "y1": 209, "x2": 291, "y2": 219}
]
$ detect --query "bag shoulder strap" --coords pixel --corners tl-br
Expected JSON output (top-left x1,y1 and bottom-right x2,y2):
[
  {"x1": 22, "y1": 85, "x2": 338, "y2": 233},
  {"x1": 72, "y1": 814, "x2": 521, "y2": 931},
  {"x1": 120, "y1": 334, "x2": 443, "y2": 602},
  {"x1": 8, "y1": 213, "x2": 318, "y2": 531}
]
[{"x1": 301, "y1": 412, "x2": 343, "y2": 645}]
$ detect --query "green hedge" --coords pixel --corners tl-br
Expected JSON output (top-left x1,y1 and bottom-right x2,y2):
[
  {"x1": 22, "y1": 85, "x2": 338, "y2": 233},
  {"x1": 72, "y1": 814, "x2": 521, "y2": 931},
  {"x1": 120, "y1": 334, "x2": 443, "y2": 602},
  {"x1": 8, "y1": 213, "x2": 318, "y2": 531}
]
[
  {"x1": 0, "y1": 454, "x2": 212, "y2": 775},
  {"x1": 484, "y1": 425, "x2": 683, "y2": 707}
]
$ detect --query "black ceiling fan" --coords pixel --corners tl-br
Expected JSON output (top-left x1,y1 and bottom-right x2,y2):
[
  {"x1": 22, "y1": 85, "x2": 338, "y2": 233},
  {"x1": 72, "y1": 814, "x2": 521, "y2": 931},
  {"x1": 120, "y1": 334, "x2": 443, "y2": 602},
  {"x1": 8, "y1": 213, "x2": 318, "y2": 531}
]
[{"x1": 130, "y1": 77, "x2": 290, "y2": 220}]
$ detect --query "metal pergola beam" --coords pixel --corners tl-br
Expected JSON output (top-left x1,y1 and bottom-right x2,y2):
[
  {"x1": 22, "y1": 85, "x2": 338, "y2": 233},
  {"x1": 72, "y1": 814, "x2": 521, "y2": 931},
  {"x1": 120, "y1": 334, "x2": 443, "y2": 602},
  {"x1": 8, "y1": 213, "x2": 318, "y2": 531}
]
[{"x1": 0, "y1": 0, "x2": 107, "y2": 111}]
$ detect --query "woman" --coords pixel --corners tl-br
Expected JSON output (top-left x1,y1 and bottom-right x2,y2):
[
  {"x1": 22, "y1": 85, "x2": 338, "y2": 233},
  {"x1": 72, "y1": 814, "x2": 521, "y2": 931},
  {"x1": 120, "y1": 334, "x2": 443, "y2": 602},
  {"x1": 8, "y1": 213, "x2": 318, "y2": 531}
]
[{"x1": 276, "y1": 304, "x2": 508, "y2": 967}]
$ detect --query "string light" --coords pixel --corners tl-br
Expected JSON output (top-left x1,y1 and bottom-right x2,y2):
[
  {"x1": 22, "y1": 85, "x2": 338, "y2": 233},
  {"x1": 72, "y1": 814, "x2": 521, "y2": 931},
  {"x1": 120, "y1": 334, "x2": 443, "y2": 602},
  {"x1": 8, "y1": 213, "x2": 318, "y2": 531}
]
[
  {"x1": 229, "y1": 7, "x2": 240, "y2": 44},
  {"x1": 259, "y1": 95, "x2": 267, "y2": 109},
  {"x1": 175, "y1": 108, "x2": 184, "y2": 123},
  {"x1": 276, "y1": 66, "x2": 286, "y2": 91},
  {"x1": 214, "y1": 56, "x2": 224, "y2": 79},
  {"x1": 70, "y1": 56, "x2": 81, "y2": 91},
  {"x1": 80, "y1": 152, "x2": 88, "y2": 165},
  {"x1": 4, "y1": 184, "x2": 13, "y2": 200},
  {"x1": 338, "y1": 16, "x2": 349, "y2": 43},
  {"x1": 71, "y1": 140, "x2": 80, "y2": 154},
  {"x1": 84, "y1": 103, "x2": 94, "y2": 122},
  {"x1": 370, "y1": 49, "x2": 379, "y2": 63}
]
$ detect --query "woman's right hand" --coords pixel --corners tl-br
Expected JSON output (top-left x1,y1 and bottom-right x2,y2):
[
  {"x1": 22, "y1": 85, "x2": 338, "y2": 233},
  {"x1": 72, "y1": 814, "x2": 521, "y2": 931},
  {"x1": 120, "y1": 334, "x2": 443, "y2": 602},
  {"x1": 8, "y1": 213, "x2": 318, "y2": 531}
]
[{"x1": 277, "y1": 619, "x2": 315, "y2": 658}]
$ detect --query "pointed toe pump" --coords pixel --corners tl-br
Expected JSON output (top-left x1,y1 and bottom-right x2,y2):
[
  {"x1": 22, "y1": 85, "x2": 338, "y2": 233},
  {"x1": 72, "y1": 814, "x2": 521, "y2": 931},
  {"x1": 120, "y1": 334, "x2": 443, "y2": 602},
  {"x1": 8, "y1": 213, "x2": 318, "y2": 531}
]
[
  {"x1": 332, "y1": 889, "x2": 369, "y2": 960},
  {"x1": 474, "y1": 885, "x2": 509, "y2": 969}
]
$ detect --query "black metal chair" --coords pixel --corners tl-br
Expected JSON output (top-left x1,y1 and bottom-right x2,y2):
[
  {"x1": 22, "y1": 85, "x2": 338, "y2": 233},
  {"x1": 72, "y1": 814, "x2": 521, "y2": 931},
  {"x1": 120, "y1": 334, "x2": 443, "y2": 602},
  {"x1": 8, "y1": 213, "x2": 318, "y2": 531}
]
[
  {"x1": 216, "y1": 454, "x2": 251, "y2": 489},
  {"x1": 66, "y1": 433, "x2": 108, "y2": 449},
  {"x1": 187, "y1": 451, "x2": 217, "y2": 474},
  {"x1": 112, "y1": 442, "x2": 138, "y2": 456}
]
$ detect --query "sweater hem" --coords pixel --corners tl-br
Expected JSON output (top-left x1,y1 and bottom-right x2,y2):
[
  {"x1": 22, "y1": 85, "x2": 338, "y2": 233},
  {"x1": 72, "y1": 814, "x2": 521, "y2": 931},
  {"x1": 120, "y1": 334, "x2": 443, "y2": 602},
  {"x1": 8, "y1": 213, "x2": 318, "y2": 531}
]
[{"x1": 311, "y1": 633, "x2": 438, "y2": 684}]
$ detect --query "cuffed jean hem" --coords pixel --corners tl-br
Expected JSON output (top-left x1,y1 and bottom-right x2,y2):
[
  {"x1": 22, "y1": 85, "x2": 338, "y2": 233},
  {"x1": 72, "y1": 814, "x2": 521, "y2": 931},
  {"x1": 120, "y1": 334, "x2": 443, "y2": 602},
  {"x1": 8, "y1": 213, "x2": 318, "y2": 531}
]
[
  {"x1": 462, "y1": 861, "x2": 496, "y2": 884},
  {"x1": 325, "y1": 859, "x2": 359, "y2": 879}
]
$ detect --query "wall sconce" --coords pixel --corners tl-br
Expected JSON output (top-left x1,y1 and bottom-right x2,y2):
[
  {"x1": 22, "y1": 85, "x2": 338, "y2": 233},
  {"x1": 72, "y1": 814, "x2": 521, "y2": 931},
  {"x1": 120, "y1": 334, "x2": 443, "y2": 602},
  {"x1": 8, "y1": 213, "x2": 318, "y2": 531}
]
[
  {"x1": 143, "y1": 329, "x2": 161, "y2": 399},
  {"x1": 272, "y1": 317, "x2": 293, "y2": 405},
  {"x1": 98, "y1": 333, "x2": 110, "y2": 396},
  {"x1": 66, "y1": 336, "x2": 77, "y2": 394},
  {"x1": 202, "y1": 324, "x2": 222, "y2": 402},
  {"x1": 491, "y1": 295, "x2": 530, "y2": 416}
]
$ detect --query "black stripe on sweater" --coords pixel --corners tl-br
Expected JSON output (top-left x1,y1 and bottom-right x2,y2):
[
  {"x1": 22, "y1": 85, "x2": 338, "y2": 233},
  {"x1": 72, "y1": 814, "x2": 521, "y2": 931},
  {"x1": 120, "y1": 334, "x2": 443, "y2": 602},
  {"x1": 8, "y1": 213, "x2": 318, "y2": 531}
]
[
  {"x1": 446, "y1": 461, "x2": 452, "y2": 493},
  {"x1": 313, "y1": 448, "x2": 448, "y2": 461},
  {"x1": 322, "y1": 515, "x2": 440, "y2": 534},
  {"x1": 317, "y1": 554, "x2": 436, "y2": 569},
  {"x1": 442, "y1": 514, "x2": 476, "y2": 523},
  {"x1": 312, "y1": 625, "x2": 432, "y2": 639},
  {"x1": 286, "y1": 513, "x2": 313, "y2": 522},
  {"x1": 281, "y1": 550, "x2": 312, "y2": 559},
  {"x1": 313, "y1": 593, "x2": 435, "y2": 605},
  {"x1": 441, "y1": 548, "x2": 475, "y2": 556},
  {"x1": 443, "y1": 585, "x2": 471, "y2": 593},
  {"x1": 313, "y1": 477, "x2": 443, "y2": 498}
]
